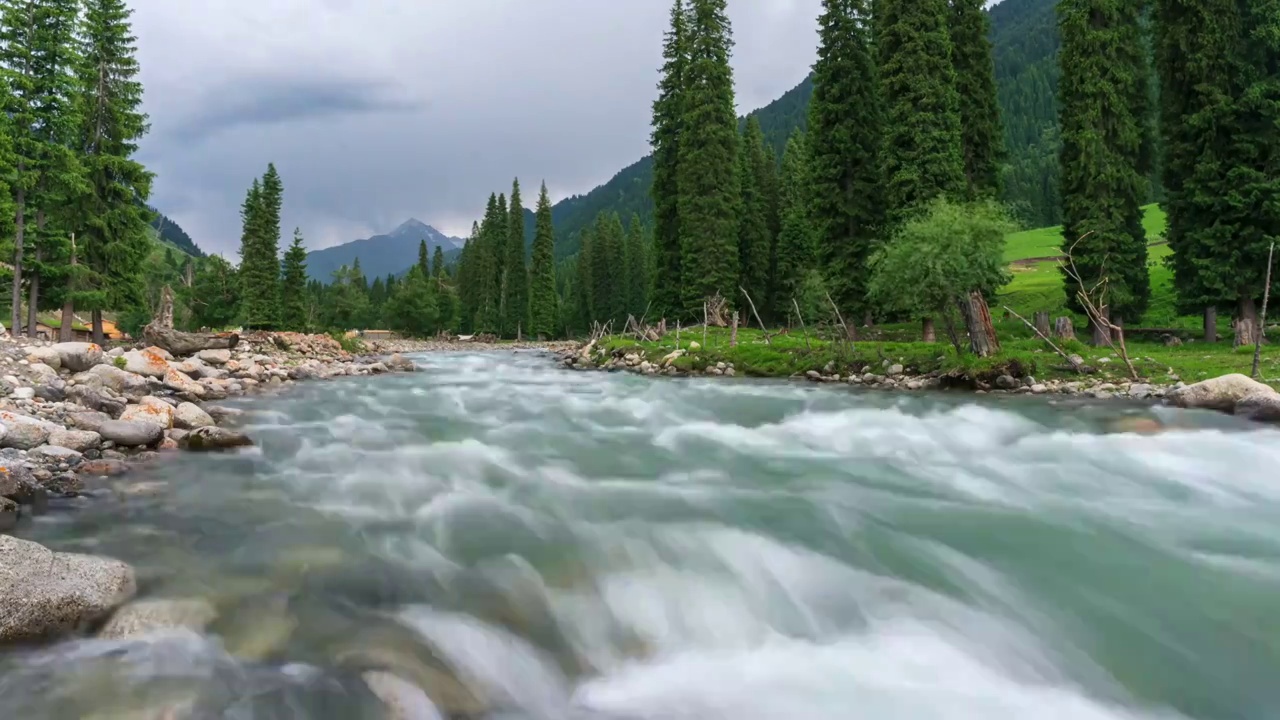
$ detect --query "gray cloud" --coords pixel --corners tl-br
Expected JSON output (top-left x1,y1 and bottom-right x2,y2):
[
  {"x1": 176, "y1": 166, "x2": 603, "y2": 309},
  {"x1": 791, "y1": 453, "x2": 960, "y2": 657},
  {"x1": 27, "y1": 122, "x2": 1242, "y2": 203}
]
[{"x1": 131, "y1": 0, "x2": 823, "y2": 255}]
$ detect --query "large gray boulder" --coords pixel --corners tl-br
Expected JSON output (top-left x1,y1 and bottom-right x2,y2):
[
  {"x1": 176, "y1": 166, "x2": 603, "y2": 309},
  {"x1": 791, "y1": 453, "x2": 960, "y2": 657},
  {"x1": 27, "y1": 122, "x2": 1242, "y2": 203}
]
[
  {"x1": 173, "y1": 402, "x2": 214, "y2": 430},
  {"x1": 67, "y1": 410, "x2": 112, "y2": 433},
  {"x1": 87, "y1": 364, "x2": 149, "y2": 395},
  {"x1": 119, "y1": 396, "x2": 175, "y2": 430},
  {"x1": 51, "y1": 342, "x2": 103, "y2": 372},
  {"x1": 163, "y1": 368, "x2": 204, "y2": 397},
  {"x1": 0, "y1": 410, "x2": 57, "y2": 450},
  {"x1": 1165, "y1": 374, "x2": 1277, "y2": 413},
  {"x1": 48, "y1": 428, "x2": 102, "y2": 453},
  {"x1": 25, "y1": 346, "x2": 61, "y2": 370},
  {"x1": 120, "y1": 348, "x2": 171, "y2": 378},
  {"x1": 66, "y1": 386, "x2": 126, "y2": 417},
  {"x1": 26, "y1": 362, "x2": 58, "y2": 386},
  {"x1": 1236, "y1": 391, "x2": 1280, "y2": 422},
  {"x1": 0, "y1": 535, "x2": 136, "y2": 643},
  {"x1": 97, "y1": 419, "x2": 164, "y2": 448}
]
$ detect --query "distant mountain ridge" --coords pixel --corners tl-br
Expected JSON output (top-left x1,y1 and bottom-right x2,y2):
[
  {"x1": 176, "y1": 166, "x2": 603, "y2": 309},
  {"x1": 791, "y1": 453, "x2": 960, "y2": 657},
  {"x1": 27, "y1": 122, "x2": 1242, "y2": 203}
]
[{"x1": 305, "y1": 219, "x2": 464, "y2": 282}]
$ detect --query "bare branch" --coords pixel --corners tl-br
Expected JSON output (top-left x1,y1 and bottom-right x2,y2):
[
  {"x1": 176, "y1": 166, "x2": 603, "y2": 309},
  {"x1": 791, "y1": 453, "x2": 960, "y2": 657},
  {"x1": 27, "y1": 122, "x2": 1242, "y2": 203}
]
[{"x1": 1004, "y1": 305, "x2": 1083, "y2": 373}]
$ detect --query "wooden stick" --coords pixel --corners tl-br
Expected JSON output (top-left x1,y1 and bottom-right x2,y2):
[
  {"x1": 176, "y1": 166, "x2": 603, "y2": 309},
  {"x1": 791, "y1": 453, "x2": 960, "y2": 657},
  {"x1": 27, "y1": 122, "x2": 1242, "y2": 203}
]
[
  {"x1": 702, "y1": 301, "x2": 708, "y2": 348},
  {"x1": 738, "y1": 286, "x2": 770, "y2": 344},
  {"x1": 792, "y1": 298, "x2": 811, "y2": 351},
  {"x1": 1253, "y1": 241, "x2": 1275, "y2": 379},
  {"x1": 823, "y1": 290, "x2": 855, "y2": 348}
]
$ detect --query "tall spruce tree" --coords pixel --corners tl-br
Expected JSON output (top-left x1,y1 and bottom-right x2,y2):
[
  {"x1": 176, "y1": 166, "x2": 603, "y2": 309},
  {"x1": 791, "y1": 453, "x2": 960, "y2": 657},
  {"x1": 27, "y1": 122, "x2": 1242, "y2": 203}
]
[
  {"x1": 949, "y1": 0, "x2": 1004, "y2": 198},
  {"x1": 808, "y1": 0, "x2": 882, "y2": 318},
  {"x1": 1057, "y1": 0, "x2": 1151, "y2": 332},
  {"x1": 877, "y1": 0, "x2": 965, "y2": 225},
  {"x1": 529, "y1": 182, "x2": 558, "y2": 338},
  {"x1": 0, "y1": 0, "x2": 82, "y2": 336},
  {"x1": 737, "y1": 117, "x2": 772, "y2": 311},
  {"x1": 650, "y1": 0, "x2": 688, "y2": 322},
  {"x1": 589, "y1": 211, "x2": 626, "y2": 326},
  {"x1": 418, "y1": 239, "x2": 429, "y2": 275},
  {"x1": 502, "y1": 178, "x2": 529, "y2": 337},
  {"x1": 280, "y1": 228, "x2": 309, "y2": 330},
  {"x1": 678, "y1": 0, "x2": 739, "y2": 313},
  {"x1": 432, "y1": 245, "x2": 445, "y2": 278},
  {"x1": 625, "y1": 213, "x2": 649, "y2": 318},
  {"x1": 475, "y1": 193, "x2": 504, "y2": 333},
  {"x1": 238, "y1": 165, "x2": 283, "y2": 328},
  {"x1": 772, "y1": 132, "x2": 817, "y2": 318},
  {"x1": 72, "y1": 0, "x2": 153, "y2": 344}
]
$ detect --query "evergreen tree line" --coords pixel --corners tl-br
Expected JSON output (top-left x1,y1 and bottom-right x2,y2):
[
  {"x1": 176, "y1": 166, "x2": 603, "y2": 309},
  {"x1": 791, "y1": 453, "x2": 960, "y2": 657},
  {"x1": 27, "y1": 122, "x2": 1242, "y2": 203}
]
[{"x1": 0, "y1": 0, "x2": 155, "y2": 343}]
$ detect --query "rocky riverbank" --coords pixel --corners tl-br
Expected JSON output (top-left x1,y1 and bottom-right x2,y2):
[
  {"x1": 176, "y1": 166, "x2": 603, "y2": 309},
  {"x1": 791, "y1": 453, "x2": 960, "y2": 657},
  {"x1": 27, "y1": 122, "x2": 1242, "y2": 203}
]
[
  {"x1": 0, "y1": 330, "x2": 421, "y2": 535},
  {"x1": 558, "y1": 341, "x2": 1280, "y2": 423}
]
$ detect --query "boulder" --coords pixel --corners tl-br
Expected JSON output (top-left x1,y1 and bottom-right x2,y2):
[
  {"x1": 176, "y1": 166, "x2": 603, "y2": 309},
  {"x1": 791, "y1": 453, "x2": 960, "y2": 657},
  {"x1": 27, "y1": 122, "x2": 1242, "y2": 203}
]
[
  {"x1": 0, "y1": 535, "x2": 135, "y2": 643},
  {"x1": 67, "y1": 410, "x2": 113, "y2": 433},
  {"x1": 142, "y1": 325, "x2": 239, "y2": 357},
  {"x1": 25, "y1": 346, "x2": 61, "y2": 370},
  {"x1": 0, "y1": 497, "x2": 16, "y2": 533},
  {"x1": 1165, "y1": 373, "x2": 1276, "y2": 412},
  {"x1": 0, "y1": 410, "x2": 57, "y2": 450},
  {"x1": 120, "y1": 348, "x2": 171, "y2": 378},
  {"x1": 363, "y1": 671, "x2": 443, "y2": 720},
  {"x1": 0, "y1": 460, "x2": 38, "y2": 501},
  {"x1": 66, "y1": 385, "x2": 127, "y2": 417},
  {"x1": 169, "y1": 357, "x2": 209, "y2": 378},
  {"x1": 198, "y1": 348, "x2": 231, "y2": 365},
  {"x1": 119, "y1": 397, "x2": 175, "y2": 429},
  {"x1": 163, "y1": 368, "x2": 205, "y2": 397},
  {"x1": 386, "y1": 354, "x2": 417, "y2": 372},
  {"x1": 29, "y1": 445, "x2": 82, "y2": 462},
  {"x1": 179, "y1": 426, "x2": 253, "y2": 451},
  {"x1": 173, "y1": 402, "x2": 214, "y2": 430},
  {"x1": 205, "y1": 405, "x2": 243, "y2": 423},
  {"x1": 97, "y1": 420, "x2": 164, "y2": 448},
  {"x1": 97, "y1": 598, "x2": 217, "y2": 640},
  {"x1": 51, "y1": 341, "x2": 103, "y2": 372},
  {"x1": 87, "y1": 364, "x2": 150, "y2": 395},
  {"x1": 1235, "y1": 391, "x2": 1280, "y2": 422},
  {"x1": 26, "y1": 362, "x2": 58, "y2": 385},
  {"x1": 48, "y1": 428, "x2": 101, "y2": 453},
  {"x1": 198, "y1": 380, "x2": 229, "y2": 400}
]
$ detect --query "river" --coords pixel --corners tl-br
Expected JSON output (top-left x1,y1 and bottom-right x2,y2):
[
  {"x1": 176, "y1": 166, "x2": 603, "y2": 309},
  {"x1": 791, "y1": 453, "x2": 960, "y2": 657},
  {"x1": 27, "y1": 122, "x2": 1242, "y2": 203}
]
[{"x1": 2, "y1": 350, "x2": 1278, "y2": 719}]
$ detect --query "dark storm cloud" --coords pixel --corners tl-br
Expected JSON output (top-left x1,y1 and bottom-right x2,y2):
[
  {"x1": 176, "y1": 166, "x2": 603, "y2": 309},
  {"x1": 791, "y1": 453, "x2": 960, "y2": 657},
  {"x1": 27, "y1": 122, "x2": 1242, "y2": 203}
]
[{"x1": 129, "y1": 1, "x2": 823, "y2": 255}]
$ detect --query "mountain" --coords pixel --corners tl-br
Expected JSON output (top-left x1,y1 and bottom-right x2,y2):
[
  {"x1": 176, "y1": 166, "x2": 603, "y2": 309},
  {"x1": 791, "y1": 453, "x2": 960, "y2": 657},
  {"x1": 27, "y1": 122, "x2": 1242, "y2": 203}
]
[
  {"x1": 541, "y1": 0, "x2": 1062, "y2": 257},
  {"x1": 146, "y1": 208, "x2": 205, "y2": 257},
  {"x1": 305, "y1": 219, "x2": 463, "y2": 282}
]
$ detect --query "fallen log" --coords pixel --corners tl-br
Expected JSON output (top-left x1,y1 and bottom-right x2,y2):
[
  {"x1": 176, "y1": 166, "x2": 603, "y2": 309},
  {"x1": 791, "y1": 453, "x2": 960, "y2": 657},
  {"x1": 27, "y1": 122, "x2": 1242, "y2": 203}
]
[{"x1": 142, "y1": 325, "x2": 239, "y2": 356}]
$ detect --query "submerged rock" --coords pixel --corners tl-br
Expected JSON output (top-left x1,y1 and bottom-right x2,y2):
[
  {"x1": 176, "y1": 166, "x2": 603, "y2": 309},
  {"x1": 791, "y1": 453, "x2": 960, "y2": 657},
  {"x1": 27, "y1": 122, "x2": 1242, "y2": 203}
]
[
  {"x1": 0, "y1": 497, "x2": 16, "y2": 532},
  {"x1": 179, "y1": 426, "x2": 253, "y2": 451},
  {"x1": 97, "y1": 597, "x2": 218, "y2": 640},
  {"x1": 77, "y1": 458, "x2": 130, "y2": 477},
  {"x1": 363, "y1": 671, "x2": 442, "y2": 720},
  {"x1": 0, "y1": 534, "x2": 135, "y2": 643}
]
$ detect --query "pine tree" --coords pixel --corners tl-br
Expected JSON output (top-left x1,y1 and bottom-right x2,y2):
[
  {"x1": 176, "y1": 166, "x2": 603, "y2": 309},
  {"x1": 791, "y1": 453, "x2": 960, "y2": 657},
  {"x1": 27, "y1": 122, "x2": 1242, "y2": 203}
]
[
  {"x1": 418, "y1": 239, "x2": 429, "y2": 275},
  {"x1": 280, "y1": 228, "x2": 308, "y2": 330},
  {"x1": 678, "y1": 0, "x2": 739, "y2": 313},
  {"x1": 238, "y1": 164, "x2": 283, "y2": 328},
  {"x1": 529, "y1": 181, "x2": 558, "y2": 338},
  {"x1": 808, "y1": 0, "x2": 882, "y2": 318},
  {"x1": 625, "y1": 213, "x2": 649, "y2": 318},
  {"x1": 736, "y1": 117, "x2": 772, "y2": 313},
  {"x1": 502, "y1": 178, "x2": 529, "y2": 337},
  {"x1": 0, "y1": 0, "x2": 82, "y2": 336},
  {"x1": 878, "y1": 0, "x2": 965, "y2": 225},
  {"x1": 475, "y1": 193, "x2": 504, "y2": 333},
  {"x1": 1057, "y1": 0, "x2": 1151, "y2": 329},
  {"x1": 589, "y1": 211, "x2": 626, "y2": 326},
  {"x1": 650, "y1": 0, "x2": 689, "y2": 322},
  {"x1": 72, "y1": 0, "x2": 153, "y2": 344},
  {"x1": 432, "y1": 245, "x2": 445, "y2": 278},
  {"x1": 772, "y1": 132, "x2": 817, "y2": 318},
  {"x1": 949, "y1": 0, "x2": 1004, "y2": 198}
]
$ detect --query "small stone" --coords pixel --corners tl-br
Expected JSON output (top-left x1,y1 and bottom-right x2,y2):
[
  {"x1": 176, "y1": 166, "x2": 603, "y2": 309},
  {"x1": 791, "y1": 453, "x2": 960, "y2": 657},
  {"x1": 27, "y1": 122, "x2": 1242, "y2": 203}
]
[
  {"x1": 1030, "y1": 384, "x2": 1048, "y2": 394},
  {"x1": 179, "y1": 425, "x2": 253, "y2": 451},
  {"x1": 995, "y1": 375, "x2": 1018, "y2": 390},
  {"x1": 11, "y1": 387, "x2": 33, "y2": 400},
  {"x1": 174, "y1": 402, "x2": 215, "y2": 430},
  {"x1": 887, "y1": 364, "x2": 904, "y2": 377}
]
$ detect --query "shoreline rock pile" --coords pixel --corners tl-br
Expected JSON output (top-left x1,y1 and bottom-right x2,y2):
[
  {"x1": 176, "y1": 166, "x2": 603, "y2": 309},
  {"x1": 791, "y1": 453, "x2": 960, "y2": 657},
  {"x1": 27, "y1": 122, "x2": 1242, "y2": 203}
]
[{"x1": 0, "y1": 331, "x2": 420, "y2": 532}]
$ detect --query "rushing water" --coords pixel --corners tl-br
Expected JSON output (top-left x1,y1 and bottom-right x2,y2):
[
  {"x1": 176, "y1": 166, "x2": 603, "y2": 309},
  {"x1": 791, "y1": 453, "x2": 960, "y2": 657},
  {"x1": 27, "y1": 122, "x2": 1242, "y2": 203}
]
[{"x1": 3, "y1": 351, "x2": 1279, "y2": 719}]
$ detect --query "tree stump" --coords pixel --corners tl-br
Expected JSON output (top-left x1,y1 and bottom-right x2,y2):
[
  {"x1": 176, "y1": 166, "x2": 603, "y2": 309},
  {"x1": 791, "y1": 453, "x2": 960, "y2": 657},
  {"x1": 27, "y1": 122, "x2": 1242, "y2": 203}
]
[
  {"x1": 730, "y1": 311, "x2": 739, "y2": 348},
  {"x1": 922, "y1": 317, "x2": 936, "y2": 343},
  {"x1": 960, "y1": 291, "x2": 1000, "y2": 357},
  {"x1": 1053, "y1": 316, "x2": 1075, "y2": 341},
  {"x1": 1034, "y1": 311, "x2": 1050, "y2": 338},
  {"x1": 1204, "y1": 306, "x2": 1217, "y2": 343}
]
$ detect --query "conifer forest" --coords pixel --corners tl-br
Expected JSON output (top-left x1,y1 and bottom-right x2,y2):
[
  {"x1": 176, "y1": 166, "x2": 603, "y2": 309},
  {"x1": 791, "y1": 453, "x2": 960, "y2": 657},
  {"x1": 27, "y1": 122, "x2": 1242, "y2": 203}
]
[{"x1": 0, "y1": 0, "x2": 1277, "y2": 345}]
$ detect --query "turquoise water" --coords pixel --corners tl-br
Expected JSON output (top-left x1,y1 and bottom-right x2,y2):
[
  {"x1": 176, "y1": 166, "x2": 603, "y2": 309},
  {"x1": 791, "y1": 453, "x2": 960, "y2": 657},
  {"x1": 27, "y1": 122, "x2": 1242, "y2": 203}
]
[{"x1": 2, "y1": 351, "x2": 1278, "y2": 719}]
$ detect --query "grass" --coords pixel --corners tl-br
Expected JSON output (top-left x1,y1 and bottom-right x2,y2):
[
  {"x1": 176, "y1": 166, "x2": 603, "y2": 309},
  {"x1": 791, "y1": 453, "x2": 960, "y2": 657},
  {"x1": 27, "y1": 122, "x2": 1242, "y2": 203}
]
[{"x1": 599, "y1": 203, "x2": 1280, "y2": 388}]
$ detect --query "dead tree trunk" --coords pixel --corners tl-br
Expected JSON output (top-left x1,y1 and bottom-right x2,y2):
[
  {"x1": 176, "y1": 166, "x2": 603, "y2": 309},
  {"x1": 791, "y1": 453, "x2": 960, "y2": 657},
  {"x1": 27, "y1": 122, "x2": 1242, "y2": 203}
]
[
  {"x1": 1204, "y1": 306, "x2": 1217, "y2": 343},
  {"x1": 91, "y1": 309, "x2": 105, "y2": 346},
  {"x1": 730, "y1": 311, "x2": 739, "y2": 347},
  {"x1": 960, "y1": 291, "x2": 1000, "y2": 357},
  {"x1": 1252, "y1": 242, "x2": 1275, "y2": 378},
  {"x1": 1235, "y1": 297, "x2": 1258, "y2": 348},
  {"x1": 1054, "y1": 317, "x2": 1075, "y2": 341},
  {"x1": 921, "y1": 317, "x2": 936, "y2": 343},
  {"x1": 157, "y1": 285, "x2": 175, "y2": 329},
  {"x1": 1034, "y1": 311, "x2": 1050, "y2": 338}
]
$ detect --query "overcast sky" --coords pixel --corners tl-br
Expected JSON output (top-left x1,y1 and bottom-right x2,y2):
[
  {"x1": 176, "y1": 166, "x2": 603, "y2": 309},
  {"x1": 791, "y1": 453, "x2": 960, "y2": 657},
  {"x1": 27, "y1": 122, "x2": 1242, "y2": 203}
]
[{"x1": 131, "y1": 0, "x2": 824, "y2": 255}]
